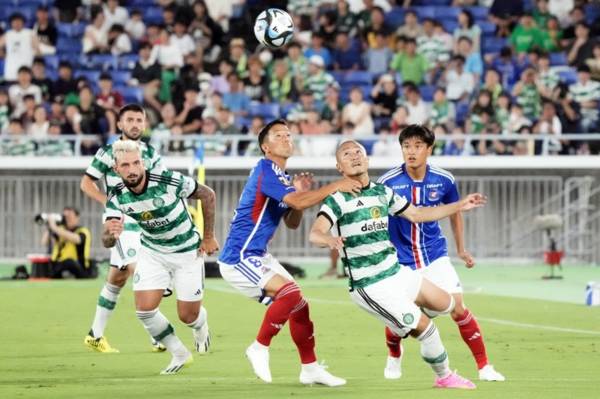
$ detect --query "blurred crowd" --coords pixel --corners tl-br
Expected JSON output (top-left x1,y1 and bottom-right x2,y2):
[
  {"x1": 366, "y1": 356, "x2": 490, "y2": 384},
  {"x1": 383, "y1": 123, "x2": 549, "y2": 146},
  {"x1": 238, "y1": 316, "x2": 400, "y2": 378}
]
[{"x1": 0, "y1": 0, "x2": 599, "y2": 157}]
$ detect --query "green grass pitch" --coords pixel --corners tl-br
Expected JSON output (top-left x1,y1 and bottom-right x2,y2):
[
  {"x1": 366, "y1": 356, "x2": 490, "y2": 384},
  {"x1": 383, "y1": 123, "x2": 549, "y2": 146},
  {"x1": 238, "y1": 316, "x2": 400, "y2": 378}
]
[{"x1": 1, "y1": 263, "x2": 599, "y2": 399}]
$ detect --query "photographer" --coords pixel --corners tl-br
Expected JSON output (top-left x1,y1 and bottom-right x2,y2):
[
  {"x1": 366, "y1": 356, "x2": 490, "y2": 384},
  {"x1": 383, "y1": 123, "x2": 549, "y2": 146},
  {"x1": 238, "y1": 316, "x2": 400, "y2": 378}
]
[{"x1": 40, "y1": 206, "x2": 93, "y2": 279}]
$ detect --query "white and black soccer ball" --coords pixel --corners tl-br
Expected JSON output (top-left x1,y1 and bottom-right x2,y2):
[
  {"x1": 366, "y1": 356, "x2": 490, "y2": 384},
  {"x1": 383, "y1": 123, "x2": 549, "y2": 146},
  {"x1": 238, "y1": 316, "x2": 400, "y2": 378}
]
[{"x1": 253, "y1": 8, "x2": 294, "y2": 49}]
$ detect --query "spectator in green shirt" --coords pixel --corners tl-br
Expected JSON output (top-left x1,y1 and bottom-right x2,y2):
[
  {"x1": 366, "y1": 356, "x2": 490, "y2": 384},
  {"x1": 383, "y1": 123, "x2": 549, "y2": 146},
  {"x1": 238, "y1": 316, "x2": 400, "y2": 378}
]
[
  {"x1": 389, "y1": 37, "x2": 429, "y2": 84},
  {"x1": 510, "y1": 14, "x2": 544, "y2": 55},
  {"x1": 532, "y1": 0, "x2": 553, "y2": 29},
  {"x1": 539, "y1": 16, "x2": 562, "y2": 52}
]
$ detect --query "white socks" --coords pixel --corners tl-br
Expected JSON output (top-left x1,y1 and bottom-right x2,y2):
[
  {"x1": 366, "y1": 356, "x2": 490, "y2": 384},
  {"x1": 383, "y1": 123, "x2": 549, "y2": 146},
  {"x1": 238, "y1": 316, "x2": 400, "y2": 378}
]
[
  {"x1": 417, "y1": 321, "x2": 451, "y2": 378},
  {"x1": 90, "y1": 283, "x2": 121, "y2": 338},
  {"x1": 136, "y1": 308, "x2": 188, "y2": 358}
]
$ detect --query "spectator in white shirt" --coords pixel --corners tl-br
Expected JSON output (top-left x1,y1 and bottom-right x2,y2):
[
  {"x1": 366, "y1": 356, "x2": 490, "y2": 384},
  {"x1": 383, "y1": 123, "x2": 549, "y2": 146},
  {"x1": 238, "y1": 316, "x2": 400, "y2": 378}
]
[
  {"x1": 150, "y1": 27, "x2": 184, "y2": 70},
  {"x1": 28, "y1": 105, "x2": 49, "y2": 138},
  {"x1": 444, "y1": 55, "x2": 474, "y2": 102},
  {"x1": 0, "y1": 13, "x2": 39, "y2": 82},
  {"x1": 8, "y1": 66, "x2": 42, "y2": 118},
  {"x1": 170, "y1": 20, "x2": 195, "y2": 57},
  {"x1": 404, "y1": 83, "x2": 430, "y2": 125},
  {"x1": 342, "y1": 87, "x2": 374, "y2": 135},
  {"x1": 103, "y1": 0, "x2": 129, "y2": 30},
  {"x1": 125, "y1": 9, "x2": 146, "y2": 40},
  {"x1": 83, "y1": 7, "x2": 108, "y2": 54},
  {"x1": 107, "y1": 24, "x2": 131, "y2": 55},
  {"x1": 534, "y1": 100, "x2": 563, "y2": 153}
]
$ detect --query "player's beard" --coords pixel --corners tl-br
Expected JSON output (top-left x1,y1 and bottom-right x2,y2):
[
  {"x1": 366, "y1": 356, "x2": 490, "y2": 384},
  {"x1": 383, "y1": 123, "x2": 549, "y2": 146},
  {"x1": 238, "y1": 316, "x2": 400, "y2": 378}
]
[
  {"x1": 123, "y1": 172, "x2": 145, "y2": 188},
  {"x1": 122, "y1": 127, "x2": 142, "y2": 141}
]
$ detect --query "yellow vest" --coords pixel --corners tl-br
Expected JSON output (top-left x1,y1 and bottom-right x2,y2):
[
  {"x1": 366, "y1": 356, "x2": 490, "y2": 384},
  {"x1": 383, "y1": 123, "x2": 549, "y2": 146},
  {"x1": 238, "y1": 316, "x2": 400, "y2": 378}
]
[{"x1": 51, "y1": 226, "x2": 91, "y2": 268}]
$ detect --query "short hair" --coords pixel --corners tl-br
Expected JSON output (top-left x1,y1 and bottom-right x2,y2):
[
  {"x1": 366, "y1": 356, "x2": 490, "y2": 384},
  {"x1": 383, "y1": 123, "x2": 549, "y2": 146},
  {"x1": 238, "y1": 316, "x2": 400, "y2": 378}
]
[
  {"x1": 118, "y1": 103, "x2": 146, "y2": 120},
  {"x1": 63, "y1": 206, "x2": 80, "y2": 216},
  {"x1": 113, "y1": 140, "x2": 142, "y2": 162},
  {"x1": 578, "y1": 64, "x2": 592, "y2": 73},
  {"x1": 335, "y1": 139, "x2": 367, "y2": 159},
  {"x1": 18, "y1": 66, "x2": 32, "y2": 75},
  {"x1": 398, "y1": 124, "x2": 435, "y2": 147},
  {"x1": 258, "y1": 118, "x2": 287, "y2": 155},
  {"x1": 99, "y1": 72, "x2": 112, "y2": 81}
]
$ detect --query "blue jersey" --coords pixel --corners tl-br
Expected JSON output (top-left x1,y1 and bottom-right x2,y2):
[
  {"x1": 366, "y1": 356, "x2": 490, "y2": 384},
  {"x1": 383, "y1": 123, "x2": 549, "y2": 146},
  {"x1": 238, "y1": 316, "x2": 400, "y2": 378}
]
[
  {"x1": 377, "y1": 164, "x2": 459, "y2": 270},
  {"x1": 219, "y1": 158, "x2": 296, "y2": 264}
]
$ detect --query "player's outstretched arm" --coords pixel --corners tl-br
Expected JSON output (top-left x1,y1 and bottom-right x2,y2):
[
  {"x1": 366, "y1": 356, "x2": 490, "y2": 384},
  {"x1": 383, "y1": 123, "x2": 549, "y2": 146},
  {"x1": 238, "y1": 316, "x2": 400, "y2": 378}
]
[
  {"x1": 189, "y1": 182, "x2": 219, "y2": 255},
  {"x1": 309, "y1": 215, "x2": 345, "y2": 251},
  {"x1": 80, "y1": 174, "x2": 107, "y2": 205},
  {"x1": 401, "y1": 193, "x2": 487, "y2": 223},
  {"x1": 450, "y1": 211, "x2": 476, "y2": 268},
  {"x1": 102, "y1": 219, "x2": 123, "y2": 248},
  {"x1": 283, "y1": 178, "x2": 362, "y2": 211}
]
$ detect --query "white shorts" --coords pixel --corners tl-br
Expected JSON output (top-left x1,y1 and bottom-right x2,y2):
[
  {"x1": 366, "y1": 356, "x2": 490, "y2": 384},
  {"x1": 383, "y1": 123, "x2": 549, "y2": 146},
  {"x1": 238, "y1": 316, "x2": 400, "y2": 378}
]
[
  {"x1": 110, "y1": 230, "x2": 141, "y2": 269},
  {"x1": 218, "y1": 253, "x2": 295, "y2": 304},
  {"x1": 133, "y1": 246, "x2": 205, "y2": 302},
  {"x1": 350, "y1": 266, "x2": 423, "y2": 337},
  {"x1": 419, "y1": 256, "x2": 463, "y2": 294}
]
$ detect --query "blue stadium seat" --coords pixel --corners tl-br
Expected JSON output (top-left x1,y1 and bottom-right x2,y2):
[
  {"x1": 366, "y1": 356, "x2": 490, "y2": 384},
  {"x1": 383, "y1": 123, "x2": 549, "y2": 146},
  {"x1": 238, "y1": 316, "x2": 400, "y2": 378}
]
[
  {"x1": 466, "y1": 6, "x2": 489, "y2": 20},
  {"x1": 455, "y1": 101, "x2": 470, "y2": 125},
  {"x1": 281, "y1": 103, "x2": 296, "y2": 118},
  {"x1": 111, "y1": 70, "x2": 132, "y2": 86},
  {"x1": 0, "y1": 0, "x2": 17, "y2": 6},
  {"x1": 143, "y1": 7, "x2": 164, "y2": 25},
  {"x1": 384, "y1": 7, "x2": 405, "y2": 30},
  {"x1": 43, "y1": 55, "x2": 59, "y2": 71},
  {"x1": 75, "y1": 70, "x2": 101, "y2": 83},
  {"x1": 558, "y1": 68, "x2": 578, "y2": 85},
  {"x1": 83, "y1": 54, "x2": 117, "y2": 70},
  {"x1": 479, "y1": 21, "x2": 496, "y2": 37},
  {"x1": 413, "y1": 6, "x2": 435, "y2": 20},
  {"x1": 434, "y1": 7, "x2": 460, "y2": 20},
  {"x1": 442, "y1": 19, "x2": 458, "y2": 33},
  {"x1": 117, "y1": 54, "x2": 140, "y2": 70},
  {"x1": 412, "y1": 0, "x2": 451, "y2": 5},
  {"x1": 585, "y1": 4, "x2": 600, "y2": 24},
  {"x1": 129, "y1": 0, "x2": 157, "y2": 6},
  {"x1": 248, "y1": 102, "x2": 280, "y2": 119},
  {"x1": 3, "y1": 6, "x2": 35, "y2": 24},
  {"x1": 419, "y1": 85, "x2": 436, "y2": 102},
  {"x1": 482, "y1": 37, "x2": 508, "y2": 54},
  {"x1": 330, "y1": 71, "x2": 345, "y2": 84},
  {"x1": 56, "y1": 37, "x2": 82, "y2": 54},
  {"x1": 118, "y1": 86, "x2": 143, "y2": 103},
  {"x1": 344, "y1": 71, "x2": 373, "y2": 85},
  {"x1": 550, "y1": 52, "x2": 568, "y2": 66},
  {"x1": 358, "y1": 139, "x2": 377, "y2": 155},
  {"x1": 57, "y1": 22, "x2": 86, "y2": 38}
]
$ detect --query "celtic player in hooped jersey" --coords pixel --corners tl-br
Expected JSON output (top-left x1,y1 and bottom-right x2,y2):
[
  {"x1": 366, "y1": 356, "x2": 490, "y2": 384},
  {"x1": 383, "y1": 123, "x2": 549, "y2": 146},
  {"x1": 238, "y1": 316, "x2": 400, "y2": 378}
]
[
  {"x1": 378, "y1": 124, "x2": 505, "y2": 382},
  {"x1": 81, "y1": 104, "x2": 164, "y2": 353},
  {"x1": 102, "y1": 139, "x2": 218, "y2": 375},
  {"x1": 310, "y1": 140, "x2": 486, "y2": 389}
]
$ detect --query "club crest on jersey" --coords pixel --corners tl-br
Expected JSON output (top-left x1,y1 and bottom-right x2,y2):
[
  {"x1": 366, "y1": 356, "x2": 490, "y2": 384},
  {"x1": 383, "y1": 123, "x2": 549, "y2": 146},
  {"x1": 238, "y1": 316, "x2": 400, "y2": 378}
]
[
  {"x1": 127, "y1": 248, "x2": 136, "y2": 257},
  {"x1": 370, "y1": 207, "x2": 381, "y2": 219},
  {"x1": 141, "y1": 211, "x2": 153, "y2": 221},
  {"x1": 428, "y1": 190, "x2": 439, "y2": 201},
  {"x1": 403, "y1": 313, "x2": 414, "y2": 324},
  {"x1": 153, "y1": 197, "x2": 165, "y2": 207}
]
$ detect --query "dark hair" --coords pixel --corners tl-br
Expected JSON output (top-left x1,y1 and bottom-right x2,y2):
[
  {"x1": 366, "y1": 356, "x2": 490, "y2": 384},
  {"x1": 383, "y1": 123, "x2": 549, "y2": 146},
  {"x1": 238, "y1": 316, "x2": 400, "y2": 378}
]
[
  {"x1": 460, "y1": 9, "x2": 474, "y2": 28},
  {"x1": 33, "y1": 57, "x2": 45, "y2": 66},
  {"x1": 63, "y1": 206, "x2": 80, "y2": 216},
  {"x1": 59, "y1": 60, "x2": 72, "y2": 69},
  {"x1": 258, "y1": 118, "x2": 287, "y2": 155},
  {"x1": 99, "y1": 72, "x2": 112, "y2": 81},
  {"x1": 398, "y1": 124, "x2": 435, "y2": 147},
  {"x1": 9, "y1": 13, "x2": 25, "y2": 23},
  {"x1": 457, "y1": 35, "x2": 472, "y2": 45},
  {"x1": 118, "y1": 103, "x2": 145, "y2": 120},
  {"x1": 18, "y1": 66, "x2": 32, "y2": 75},
  {"x1": 578, "y1": 64, "x2": 591, "y2": 73}
]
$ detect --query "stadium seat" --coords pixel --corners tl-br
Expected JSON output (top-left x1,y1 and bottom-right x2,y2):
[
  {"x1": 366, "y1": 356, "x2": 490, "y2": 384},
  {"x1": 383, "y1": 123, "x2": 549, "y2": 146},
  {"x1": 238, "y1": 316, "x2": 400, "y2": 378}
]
[
  {"x1": 442, "y1": 19, "x2": 458, "y2": 33},
  {"x1": 111, "y1": 70, "x2": 132, "y2": 86},
  {"x1": 344, "y1": 71, "x2": 373, "y2": 86},
  {"x1": 43, "y1": 55, "x2": 59, "y2": 71},
  {"x1": 248, "y1": 102, "x2": 280, "y2": 119},
  {"x1": 56, "y1": 37, "x2": 82, "y2": 54},
  {"x1": 455, "y1": 101, "x2": 470, "y2": 125},
  {"x1": 330, "y1": 71, "x2": 345, "y2": 85},
  {"x1": 482, "y1": 37, "x2": 508, "y2": 54},
  {"x1": 3, "y1": 6, "x2": 34, "y2": 23},
  {"x1": 434, "y1": 7, "x2": 460, "y2": 20},
  {"x1": 413, "y1": 6, "x2": 435, "y2": 20},
  {"x1": 419, "y1": 85, "x2": 436, "y2": 102},
  {"x1": 358, "y1": 139, "x2": 377, "y2": 155},
  {"x1": 75, "y1": 70, "x2": 101, "y2": 83},
  {"x1": 585, "y1": 4, "x2": 600, "y2": 25},
  {"x1": 466, "y1": 6, "x2": 489, "y2": 20},
  {"x1": 384, "y1": 7, "x2": 405, "y2": 30},
  {"x1": 118, "y1": 86, "x2": 143, "y2": 103},
  {"x1": 143, "y1": 7, "x2": 164, "y2": 25},
  {"x1": 281, "y1": 103, "x2": 296, "y2": 118},
  {"x1": 129, "y1": 0, "x2": 157, "y2": 6},
  {"x1": 117, "y1": 54, "x2": 140, "y2": 70},
  {"x1": 479, "y1": 21, "x2": 496, "y2": 37},
  {"x1": 412, "y1": 0, "x2": 451, "y2": 5},
  {"x1": 550, "y1": 52, "x2": 568, "y2": 66},
  {"x1": 558, "y1": 68, "x2": 578, "y2": 85},
  {"x1": 57, "y1": 22, "x2": 86, "y2": 38}
]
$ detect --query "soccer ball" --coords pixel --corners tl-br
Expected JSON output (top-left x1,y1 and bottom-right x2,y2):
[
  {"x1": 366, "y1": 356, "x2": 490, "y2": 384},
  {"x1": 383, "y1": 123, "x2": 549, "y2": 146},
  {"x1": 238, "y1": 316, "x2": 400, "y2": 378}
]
[{"x1": 254, "y1": 8, "x2": 294, "y2": 49}]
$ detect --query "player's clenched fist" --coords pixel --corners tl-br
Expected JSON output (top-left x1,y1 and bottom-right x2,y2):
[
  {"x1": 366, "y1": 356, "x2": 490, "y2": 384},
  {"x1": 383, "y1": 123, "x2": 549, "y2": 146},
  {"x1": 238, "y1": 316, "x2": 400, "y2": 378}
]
[{"x1": 105, "y1": 219, "x2": 124, "y2": 238}]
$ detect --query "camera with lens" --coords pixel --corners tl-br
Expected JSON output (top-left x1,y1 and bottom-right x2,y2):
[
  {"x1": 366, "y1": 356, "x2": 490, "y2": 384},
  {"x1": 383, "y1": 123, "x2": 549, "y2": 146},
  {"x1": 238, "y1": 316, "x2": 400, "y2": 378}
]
[{"x1": 34, "y1": 213, "x2": 63, "y2": 225}]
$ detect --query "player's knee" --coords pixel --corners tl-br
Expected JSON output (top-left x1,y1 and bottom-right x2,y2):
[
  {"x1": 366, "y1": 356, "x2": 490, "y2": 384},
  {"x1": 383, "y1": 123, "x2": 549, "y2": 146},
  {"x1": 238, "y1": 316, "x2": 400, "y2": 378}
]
[
  {"x1": 451, "y1": 300, "x2": 467, "y2": 320},
  {"x1": 136, "y1": 308, "x2": 158, "y2": 320},
  {"x1": 178, "y1": 309, "x2": 200, "y2": 324},
  {"x1": 422, "y1": 295, "x2": 455, "y2": 318}
]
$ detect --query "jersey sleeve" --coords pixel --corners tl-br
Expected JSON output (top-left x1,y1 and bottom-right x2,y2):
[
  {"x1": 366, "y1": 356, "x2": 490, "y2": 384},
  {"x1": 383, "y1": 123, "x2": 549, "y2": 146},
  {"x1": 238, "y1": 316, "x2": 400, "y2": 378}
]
[
  {"x1": 259, "y1": 162, "x2": 296, "y2": 202},
  {"x1": 147, "y1": 144, "x2": 163, "y2": 169},
  {"x1": 172, "y1": 171, "x2": 198, "y2": 198},
  {"x1": 318, "y1": 195, "x2": 342, "y2": 227},
  {"x1": 103, "y1": 195, "x2": 123, "y2": 221},
  {"x1": 386, "y1": 186, "x2": 410, "y2": 215},
  {"x1": 85, "y1": 147, "x2": 111, "y2": 180},
  {"x1": 442, "y1": 179, "x2": 460, "y2": 204}
]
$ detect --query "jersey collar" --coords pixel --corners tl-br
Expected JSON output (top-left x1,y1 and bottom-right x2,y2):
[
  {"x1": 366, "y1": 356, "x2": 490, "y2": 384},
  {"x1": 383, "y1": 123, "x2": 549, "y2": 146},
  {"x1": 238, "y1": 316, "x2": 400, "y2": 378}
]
[{"x1": 401, "y1": 163, "x2": 429, "y2": 184}]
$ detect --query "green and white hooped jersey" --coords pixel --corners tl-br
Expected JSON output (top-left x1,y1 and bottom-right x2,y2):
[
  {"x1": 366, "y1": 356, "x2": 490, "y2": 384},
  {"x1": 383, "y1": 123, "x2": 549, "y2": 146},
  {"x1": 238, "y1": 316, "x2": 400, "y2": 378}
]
[
  {"x1": 85, "y1": 140, "x2": 162, "y2": 232},
  {"x1": 318, "y1": 182, "x2": 410, "y2": 289},
  {"x1": 104, "y1": 169, "x2": 201, "y2": 254}
]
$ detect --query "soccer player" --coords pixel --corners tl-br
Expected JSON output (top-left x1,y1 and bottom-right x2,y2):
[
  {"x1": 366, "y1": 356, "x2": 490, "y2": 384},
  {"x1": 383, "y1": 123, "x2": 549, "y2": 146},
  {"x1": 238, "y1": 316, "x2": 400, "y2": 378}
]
[
  {"x1": 102, "y1": 140, "x2": 218, "y2": 374},
  {"x1": 81, "y1": 104, "x2": 165, "y2": 353},
  {"x1": 310, "y1": 140, "x2": 484, "y2": 389},
  {"x1": 377, "y1": 124, "x2": 505, "y2": 381},
  {"x1": 217, "y1": 119, "x2": 362, "y2": 386}
]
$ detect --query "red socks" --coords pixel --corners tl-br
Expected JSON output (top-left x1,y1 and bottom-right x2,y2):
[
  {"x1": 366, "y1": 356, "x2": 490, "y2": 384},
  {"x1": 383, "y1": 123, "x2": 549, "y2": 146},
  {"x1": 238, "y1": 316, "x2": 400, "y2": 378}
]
[
  {"x1": 452, "y1": 309, "x2": 488, "y2": 369},
  {"x1": 256, "y1": 282, "x2": 316, "y2": 364},
  {"x1": 385, "y1": 327, "x2": 402, "y2": 358}
]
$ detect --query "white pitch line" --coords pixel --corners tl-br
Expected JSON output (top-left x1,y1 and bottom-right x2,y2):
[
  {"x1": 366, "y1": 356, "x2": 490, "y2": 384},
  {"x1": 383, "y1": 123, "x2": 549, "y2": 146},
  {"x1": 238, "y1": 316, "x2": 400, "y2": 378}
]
[{"x1": 206, "y1": 287, "x2": 600, "y2": 336}]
